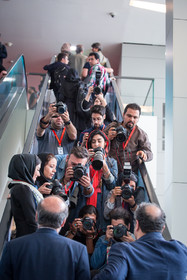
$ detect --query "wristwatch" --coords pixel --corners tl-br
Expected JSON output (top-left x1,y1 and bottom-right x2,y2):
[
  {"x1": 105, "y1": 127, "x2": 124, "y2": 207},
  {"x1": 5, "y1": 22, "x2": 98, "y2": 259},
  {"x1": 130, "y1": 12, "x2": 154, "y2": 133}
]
[{"x1": 64, "y1": 120, "x2": 71, "y2": 126}]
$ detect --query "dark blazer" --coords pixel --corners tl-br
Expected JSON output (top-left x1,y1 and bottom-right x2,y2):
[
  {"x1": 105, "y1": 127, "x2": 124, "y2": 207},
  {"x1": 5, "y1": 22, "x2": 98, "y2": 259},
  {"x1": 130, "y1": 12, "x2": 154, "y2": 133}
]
[
  {"x1": 0, "y1": 228, "x2": 91, "y2": 280},
  {"x1": 93, "y1": 232, "x2": 187, "y2": 280}
]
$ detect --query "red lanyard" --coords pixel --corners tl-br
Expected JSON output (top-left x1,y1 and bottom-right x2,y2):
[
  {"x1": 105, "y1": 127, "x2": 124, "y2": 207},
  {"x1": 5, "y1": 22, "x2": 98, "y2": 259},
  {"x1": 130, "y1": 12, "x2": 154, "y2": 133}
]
[
  {"x1": 122, "y1": 126, "x2": 136, "y2": 150},
  {"x1": 52, "y1": 127, "x2": 66, "y2": 147},
  {"x1": 64, "y1": 181, "x2": 74, "y2": 194}
]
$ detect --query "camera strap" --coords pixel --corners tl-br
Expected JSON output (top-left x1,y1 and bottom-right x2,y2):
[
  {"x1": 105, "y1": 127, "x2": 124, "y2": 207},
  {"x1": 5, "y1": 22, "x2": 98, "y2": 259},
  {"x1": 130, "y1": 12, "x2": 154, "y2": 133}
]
[
  {"x1": 122, "y1": 126, "x2": 136, "y2": 150},
  {"x1": 52, "y1": 127, "x2": 66, "y2": 146}
]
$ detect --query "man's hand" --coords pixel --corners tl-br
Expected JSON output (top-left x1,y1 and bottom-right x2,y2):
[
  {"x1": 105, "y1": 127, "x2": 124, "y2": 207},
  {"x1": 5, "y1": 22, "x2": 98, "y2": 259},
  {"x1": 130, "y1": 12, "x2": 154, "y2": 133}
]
[
  {"x1": 60, "y1": 110, "x2": 70, "y2": 123},
  {"x1": 105, "y1": 225, "x2": 114, "y2": 241},
  {"x1": 109, "y1": 187, "x2": 122, "y2": 203},
  {"x1": 47, "y1": 103, "x2": 57, "y2": 118},
  {"x1": 79, "y1": 174, "x2": 91, "y2": 188},
  {"x1": 123, "y1": 195, "x2": 136, "y2": 207},
  {"x1": 82, "y1": 133, "x2": 89, "y2": 146},
  {"x1": 108, "y1": 127, "x2": 117, "y2": 141},
  {"x1": 136, "y1": 150, "x2": 147, "y2": 161},
  {"x1": 121, "y1": 231, "x2": 135, "y2": 243},
  {"x1": 64, "y1": 166, "x2": 74, "y2": 184}
]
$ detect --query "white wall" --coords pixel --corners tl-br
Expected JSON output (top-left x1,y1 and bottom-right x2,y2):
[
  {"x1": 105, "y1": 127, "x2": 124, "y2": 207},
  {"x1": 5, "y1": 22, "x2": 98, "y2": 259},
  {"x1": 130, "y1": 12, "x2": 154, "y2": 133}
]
[{"x1": 165, "y1": 0, "x2": 187, "y2": 245}]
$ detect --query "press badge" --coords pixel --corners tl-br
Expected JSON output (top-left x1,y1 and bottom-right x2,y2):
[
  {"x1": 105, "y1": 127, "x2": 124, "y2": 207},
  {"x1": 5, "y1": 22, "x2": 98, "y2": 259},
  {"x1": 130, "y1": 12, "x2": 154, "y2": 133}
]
[{"x1": 57, "y1": 147, "x2": 64, "y2": 154}]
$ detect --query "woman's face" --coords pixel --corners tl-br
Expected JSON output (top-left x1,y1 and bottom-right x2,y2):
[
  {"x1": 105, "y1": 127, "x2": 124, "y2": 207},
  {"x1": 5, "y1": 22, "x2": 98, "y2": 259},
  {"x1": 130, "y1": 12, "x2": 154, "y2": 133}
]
[
  {"x1": 33, "y1": 164, "x2": 41, "y2": 182},
  {"x1": 91, "y1": 134, "x2": 105, "y2": 149},
  {"x1": 94, "y1": 98, "x2": 101, "y2": 106},
  {"x1": 43, "y1": 157, "x2": 57, "y2": 179}
]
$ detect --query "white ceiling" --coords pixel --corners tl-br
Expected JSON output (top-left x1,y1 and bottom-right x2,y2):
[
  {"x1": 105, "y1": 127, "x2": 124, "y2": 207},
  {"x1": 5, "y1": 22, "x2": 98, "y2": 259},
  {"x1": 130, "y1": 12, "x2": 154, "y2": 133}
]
[{"x1": 0, "y1": 0, "x2": 165, "y2": 75}]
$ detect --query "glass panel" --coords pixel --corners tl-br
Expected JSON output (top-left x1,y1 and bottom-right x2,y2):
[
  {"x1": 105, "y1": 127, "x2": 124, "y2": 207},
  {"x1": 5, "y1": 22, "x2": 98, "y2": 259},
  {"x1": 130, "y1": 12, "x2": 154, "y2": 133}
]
[
  {"x1": 0, "y1": 56, "x2": 27, "y2": 109},
  {"x1": 118, "y1": 77, "x2": 154, "y2": 116}
]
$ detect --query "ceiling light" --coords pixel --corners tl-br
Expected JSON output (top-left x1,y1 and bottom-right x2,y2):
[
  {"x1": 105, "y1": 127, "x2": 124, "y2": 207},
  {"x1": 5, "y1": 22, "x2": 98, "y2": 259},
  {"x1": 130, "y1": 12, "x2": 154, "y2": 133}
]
[
  {"x1": 70, "y1": 45, "x2": 76, "y2": 51},
  {"x1": 129, "y1": 0, "x2": 166, "y2": 13}
]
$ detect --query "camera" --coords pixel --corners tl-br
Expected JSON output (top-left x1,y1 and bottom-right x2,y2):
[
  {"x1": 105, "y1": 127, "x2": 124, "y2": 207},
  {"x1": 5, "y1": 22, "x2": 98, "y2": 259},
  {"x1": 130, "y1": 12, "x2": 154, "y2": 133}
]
[
  {"x1": 93, "y1": 70, "x2": 102, "y2": 95},
  {"x1": 92, "y1": 147, "x2": 104, "y2": 170},
  {"x1": 113, "y1": 224, "x2": 128, "y2": 239},
  {"x1": 121, "y1": 162, "x2": 134, "y2": 199},
  {"x1": 71, "y1": 164, "x2": 87, "y2": 181},
  {"x1": 115, "y1": 125, "x2": 129, "y2": 143},
  {"x1": 47, "y1": 179, "x2": 67, "y2": 200},
  {"x1": 81, "y1": 217, "x2": 95, "y2": 231},
  {"x1": 54, "y1": 101, "x2": 67, "y2": 114}
]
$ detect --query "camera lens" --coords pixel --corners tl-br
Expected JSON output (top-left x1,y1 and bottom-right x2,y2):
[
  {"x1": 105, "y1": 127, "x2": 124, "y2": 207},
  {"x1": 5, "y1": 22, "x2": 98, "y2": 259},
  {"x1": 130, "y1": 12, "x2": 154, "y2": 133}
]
[
  {"x1": 113, "y1": 224, "x2": 127, "y2": 239},
  {"x1": 82, "y1": 217, "x2": 94, "y2": 230},
  {"x1": 93, "y1": 86, "x2": 101, "y2": 95},
  {"x1": 121, "y1": 185, "x2": 133, "y2": 199},
  {"x1": 92, "y1": 147, "x2": 104, "y2": 170}
]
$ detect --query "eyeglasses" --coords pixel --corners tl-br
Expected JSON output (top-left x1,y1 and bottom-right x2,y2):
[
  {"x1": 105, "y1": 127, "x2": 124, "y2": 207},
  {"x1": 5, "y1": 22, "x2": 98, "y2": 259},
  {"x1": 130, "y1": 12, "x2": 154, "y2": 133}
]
[{"x1": 51, "y1": 115, "x2": 60, "y2": 118}]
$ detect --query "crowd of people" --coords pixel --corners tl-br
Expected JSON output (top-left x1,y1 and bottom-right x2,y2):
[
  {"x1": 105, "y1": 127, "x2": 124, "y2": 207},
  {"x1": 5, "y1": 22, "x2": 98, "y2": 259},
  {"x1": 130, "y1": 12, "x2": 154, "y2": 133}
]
[{"x1": 0, "y1": 42, "x2": 187, "y2": 280}]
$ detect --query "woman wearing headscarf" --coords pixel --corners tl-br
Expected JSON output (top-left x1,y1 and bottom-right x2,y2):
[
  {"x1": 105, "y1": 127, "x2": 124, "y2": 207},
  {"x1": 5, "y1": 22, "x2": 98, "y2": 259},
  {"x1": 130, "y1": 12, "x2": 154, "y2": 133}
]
[
  {"x1": 8, "y1": 154, "x2": 43, "y2": 237},
  {"x1": 86, "y1": 130, "x2": 118, "y2": 232}
]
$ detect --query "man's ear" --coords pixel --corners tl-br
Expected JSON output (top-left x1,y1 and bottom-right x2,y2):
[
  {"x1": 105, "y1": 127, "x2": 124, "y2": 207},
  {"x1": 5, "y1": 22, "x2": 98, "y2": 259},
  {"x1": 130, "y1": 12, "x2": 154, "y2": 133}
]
[
  {"x1": 35, "y1": 212, "x2": 38, "y2": 223},
  {"x1": 61, "y1": 218, "x2": 66, "y2": 228},
  {"x1": 161, "y1": 224, "x2": 165, "y2": 233},
  {"x1": 103, "y1": 114, "x2": 106, "y2": 120},
  {"x1": 135, "y1": 219, "x2": 140, "y2": 231}
]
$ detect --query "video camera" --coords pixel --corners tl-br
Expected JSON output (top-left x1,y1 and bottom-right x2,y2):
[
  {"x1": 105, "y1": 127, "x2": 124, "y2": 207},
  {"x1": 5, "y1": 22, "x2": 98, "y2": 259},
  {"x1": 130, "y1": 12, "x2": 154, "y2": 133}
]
[
  {"x1": 54, "y1": 101, "x2": 67, "y2": 114},
  {"x1": 71, "y1": 163, "x2": 87, "y2": 181},
  {"x1": 47, "y1": 179, "x2": 67, "y2": 200},
  {"x1": 92, "y1": 147, "x2": 105, "y2": 170},
  {"x1": 93, "y1": 70, "x2": 102, "y2": 95},
  {"x1": 121, "y1": 162, "x2": 134, "y2": 199},
  {"x1": 115, "y1": 125, "x2": 129, "y2": 143}
]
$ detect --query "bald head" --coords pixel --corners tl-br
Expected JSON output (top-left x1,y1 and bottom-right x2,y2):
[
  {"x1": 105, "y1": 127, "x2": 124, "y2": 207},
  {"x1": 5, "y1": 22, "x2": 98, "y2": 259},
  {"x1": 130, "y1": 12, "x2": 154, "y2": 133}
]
[
  {"x1": 135, "y1": 202, "x2": 166, "y2": 234},
  {"x1": 37, "y1": 196, "x2": 68, "y2": 229}
]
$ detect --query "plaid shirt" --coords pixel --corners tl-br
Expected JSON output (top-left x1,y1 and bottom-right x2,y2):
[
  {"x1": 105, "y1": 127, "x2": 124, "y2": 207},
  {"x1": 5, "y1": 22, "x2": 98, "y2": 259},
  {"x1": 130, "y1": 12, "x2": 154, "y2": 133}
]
[{"x1": 88, "y1": 63, "x2": 110, "y2": 92}]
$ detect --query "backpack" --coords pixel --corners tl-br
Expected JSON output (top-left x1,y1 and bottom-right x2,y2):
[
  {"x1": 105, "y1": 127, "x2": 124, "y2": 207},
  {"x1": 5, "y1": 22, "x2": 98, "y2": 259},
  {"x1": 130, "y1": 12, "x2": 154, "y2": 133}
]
[{"x1": 53, "y1": 66, "x2": 68, "y2": 94}]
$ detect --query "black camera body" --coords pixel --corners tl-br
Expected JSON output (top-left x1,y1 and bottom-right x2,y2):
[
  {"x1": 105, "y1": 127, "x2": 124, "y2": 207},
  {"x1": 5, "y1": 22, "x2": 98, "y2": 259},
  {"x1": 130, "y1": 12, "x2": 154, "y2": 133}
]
[
  {"x1": 71, "y1": 163, "x2": 87, "y2": 181},
  {"x1": 121, "y1": 162, "x2": 134, "y2": 199},
  {"x1": 92, "y1": 147, "x2": 104, "y2": 170},
  {"x1": 115, "y1": 125, "x2": 129, "y2": 143},
  {"x1": 54, "y1": 101, "x2": 67, "y2": 114},
  {"x1": 113, "y1": 224, "x2": 128, "y2": 239},
  {"x1": 121, "y1": 185, "x2": 134, "y2": 200},
  {"x1": 81, "y1": 217, "x2": 95, "y2": 231},
  {"x1": 93, "y1": 70, "x2": 102, "y2": 95},
  {"x1": 47, "y1": 179, "x2": 67, "y2": 200}
]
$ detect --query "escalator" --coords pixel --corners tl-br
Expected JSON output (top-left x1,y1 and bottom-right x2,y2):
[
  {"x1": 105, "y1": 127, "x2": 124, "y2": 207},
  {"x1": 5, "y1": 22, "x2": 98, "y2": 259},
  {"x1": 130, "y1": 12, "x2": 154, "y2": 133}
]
[{"x1": 0, "y1": 55, "x2": 171, "y2": 256}]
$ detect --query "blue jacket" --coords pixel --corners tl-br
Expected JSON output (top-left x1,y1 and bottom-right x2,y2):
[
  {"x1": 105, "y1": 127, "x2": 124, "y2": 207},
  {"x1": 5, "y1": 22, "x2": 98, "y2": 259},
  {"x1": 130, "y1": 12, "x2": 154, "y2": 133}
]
[
  {"x1": 55, "y1": 154, "x2": 94, "y2": 222},
  {"x1": 0, "y1": 228, "x2": 91, "y2": 280},
  {"x1": 93, "y1": 232, "x2": 187, "y2": 280}
]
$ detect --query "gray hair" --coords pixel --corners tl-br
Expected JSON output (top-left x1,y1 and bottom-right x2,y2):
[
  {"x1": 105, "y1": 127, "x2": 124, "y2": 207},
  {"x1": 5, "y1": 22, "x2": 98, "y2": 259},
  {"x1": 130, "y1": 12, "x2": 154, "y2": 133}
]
[
  {"x1": 37, "y1": 196, "x2": 68, "y2": 229},
  {"x1": 135, "y1": 202, "x2": 166, "y2": 233}
]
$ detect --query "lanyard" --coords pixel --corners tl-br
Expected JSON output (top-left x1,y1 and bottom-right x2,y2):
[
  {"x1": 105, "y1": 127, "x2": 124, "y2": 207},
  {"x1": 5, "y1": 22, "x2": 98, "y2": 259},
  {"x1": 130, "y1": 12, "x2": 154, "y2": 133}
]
[
  {"x1": 64, "y1": 181, "x2": 74, "y2": 194},
  {"x1": 52, "y1": 127, "x2": 66, "y2": 147},
  {"x1": 122, "y1": 125, "x2": 136, "y2": 150}
]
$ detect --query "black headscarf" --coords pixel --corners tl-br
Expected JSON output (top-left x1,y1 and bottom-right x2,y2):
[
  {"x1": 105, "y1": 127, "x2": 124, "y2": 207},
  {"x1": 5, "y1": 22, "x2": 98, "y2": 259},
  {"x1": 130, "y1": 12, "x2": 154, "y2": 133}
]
[
  {"x1": 8, "y1": 154, "x2": 41, "y2": 186},
  {"x1": 36, "y1": 153, "x2": 55, "y2": 186}
]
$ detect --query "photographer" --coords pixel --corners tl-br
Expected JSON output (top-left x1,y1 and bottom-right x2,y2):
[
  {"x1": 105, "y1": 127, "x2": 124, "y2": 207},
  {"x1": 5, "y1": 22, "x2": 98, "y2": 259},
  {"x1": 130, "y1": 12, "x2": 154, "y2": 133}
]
[
  {"x1": 36, "y1": 102, "x2": 77, "y2": 155},
  {"x1": 55, "y1": 147, "x2": 94, "y2": 230},
  {"x1": 104, "y1": 103, "x2": 153, "y2": 175},
  {"x1": 87, "y1": 52, "x2": 112, "y2": 95},
  {"x1": 79, "y1": 105, "x2": 106, "y2": 147},
  {"x1": 66, "y1": 205, "x2": 99, "y2": 255},
  {"x1": 80, "y1": 85, "x2": 114, "y2": 126},
  {"x1": 104, "y1": 170, "x2": 145, "y2": 231},
  {"x1": 86, "y1": 130, "x2": 118, "y2": 232},
  {"x1": 90, "y1": 207, "x2": 134, "y2": 271}
]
